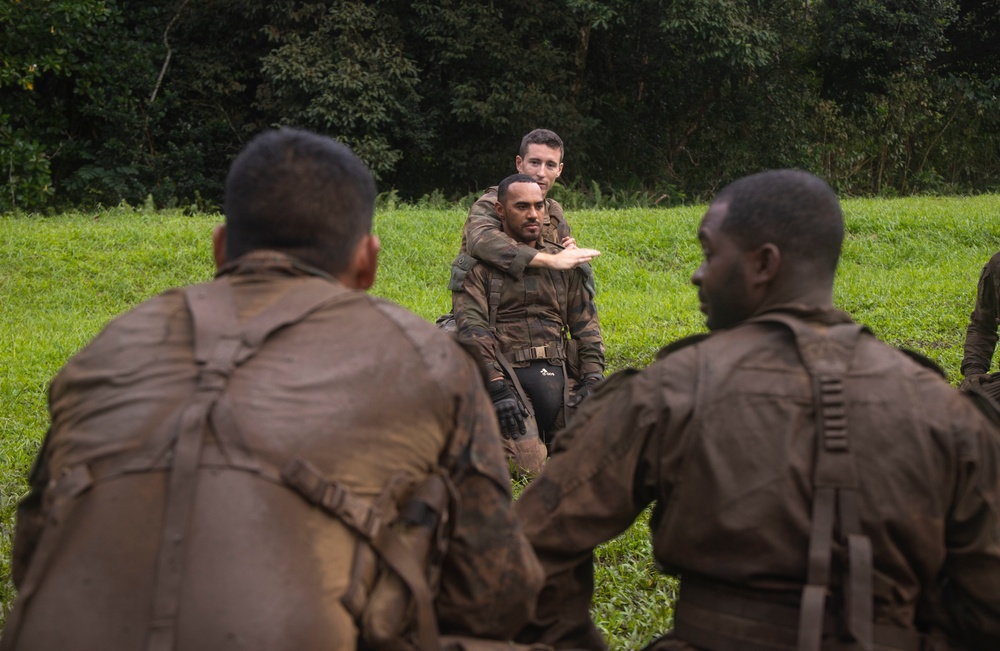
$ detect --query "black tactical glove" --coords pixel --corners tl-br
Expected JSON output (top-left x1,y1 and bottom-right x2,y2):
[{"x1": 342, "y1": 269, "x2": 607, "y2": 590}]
[
  {"x1": 489, "y1": 379, "x2": 527, "y2": 440},
  {"x1": 570, "y1": 373, "x2": 604, "y2": 407}
]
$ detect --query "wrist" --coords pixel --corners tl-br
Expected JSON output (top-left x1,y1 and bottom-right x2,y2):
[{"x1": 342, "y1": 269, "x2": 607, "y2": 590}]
[{"x1": 488, "y1": 379, "x2": 513, "y2": 401}]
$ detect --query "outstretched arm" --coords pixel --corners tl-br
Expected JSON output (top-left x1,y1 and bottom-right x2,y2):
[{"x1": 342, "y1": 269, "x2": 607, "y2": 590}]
[
  {"x1": 530, "y1": 247, "x2": 601, "y2": 271},
  {"x1": 464, "y1": 193, "x2": 599, "y2": 275},
  {"x1": 464, "y1": 194, "x2": 539, "y2": 279}
]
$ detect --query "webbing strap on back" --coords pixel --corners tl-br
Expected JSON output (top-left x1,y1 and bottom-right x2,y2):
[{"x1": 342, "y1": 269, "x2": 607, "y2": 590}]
[
  {"x1": 749, "y1": 314, "x2": 873, "y2": 651},
  {"x1": 282, "y1": 459, "x2": 441, "y2": 651},
  {"x1": 142, "y1": 276, "x2": 350, "y2": 651}
]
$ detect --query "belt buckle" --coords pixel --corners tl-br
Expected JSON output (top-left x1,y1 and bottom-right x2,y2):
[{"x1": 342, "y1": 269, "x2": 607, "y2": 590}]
[{"x1": 531, "y1": 345, "x2": 547, "y2": 359}]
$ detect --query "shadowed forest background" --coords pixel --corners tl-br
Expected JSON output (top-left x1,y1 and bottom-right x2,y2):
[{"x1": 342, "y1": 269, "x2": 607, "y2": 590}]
[{"x1": 3, "y1": 0, "x2": 999, "y2": 213}]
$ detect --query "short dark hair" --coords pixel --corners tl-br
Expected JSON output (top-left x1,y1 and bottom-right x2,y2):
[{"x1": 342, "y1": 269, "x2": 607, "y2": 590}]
[
  {"x1": 223, "y1": 128, "x2": 376, "y2": 275},
  {"x1": 519, "y1": 129, "x2": 564, "y2": 162},
  {"x1": 714, "y1": 170, "x2": 844, "y2": 275},
  {"x1": 497, "y1": 173, "x2": 538, "y2": 203}
]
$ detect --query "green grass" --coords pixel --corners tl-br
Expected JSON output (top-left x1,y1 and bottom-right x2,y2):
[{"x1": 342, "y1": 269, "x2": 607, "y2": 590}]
[{"x1": 2, "y1": 195, "x2": 999, "y2": 646}]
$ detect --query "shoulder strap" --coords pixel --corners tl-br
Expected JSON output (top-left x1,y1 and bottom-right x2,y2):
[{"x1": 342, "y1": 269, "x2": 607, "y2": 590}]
[
  {"x1": 486, "y1": 264, "x2": 503, "y2": 330},
  {"x1": 747, "y1": 313, "x2": 874, "y2": 651},
  {"x1": 282, "y1": 459, "x2": 445, "y2": 651}
]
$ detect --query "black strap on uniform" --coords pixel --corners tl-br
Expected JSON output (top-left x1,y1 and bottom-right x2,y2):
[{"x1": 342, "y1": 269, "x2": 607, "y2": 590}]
[
  {"x1": 487, "y1": 265, "x2": 503, "y2": 331},
  {"x1": 748, "y1": 314, "x2": 873, "y2": 651}
]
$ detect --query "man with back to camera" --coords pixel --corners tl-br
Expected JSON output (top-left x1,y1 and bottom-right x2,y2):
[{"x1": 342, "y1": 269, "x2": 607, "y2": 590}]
[
  {"x1": 453, "y1": 174, "x2": 605, "y2": 472},
  {"x1": 513, "y1": 170, "x2": 1000, "y2": 651},
  {"x1": 961, "y1": 249, "x2": 1000, "y2": 403},
  {"x1": 1, "y1": 128, "x2": 543, "y2": 651}
]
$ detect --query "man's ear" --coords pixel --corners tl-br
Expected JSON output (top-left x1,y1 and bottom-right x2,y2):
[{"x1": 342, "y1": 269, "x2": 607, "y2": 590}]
[
  {"x1": 494, "y1": 201, "x2": 506, "y2": 225},
  {"x1": 343, "y1": 234, "x2": 380, "y2": 291},
  {"x1": 212, "y1": 224, "x2": 227, "y2": 270},
  {"x1": 514, "y1": 155, "x2": 525, "y2": 173},
  {"x1": 748, "y1": 243, "x2": 781, "y2": 286}
]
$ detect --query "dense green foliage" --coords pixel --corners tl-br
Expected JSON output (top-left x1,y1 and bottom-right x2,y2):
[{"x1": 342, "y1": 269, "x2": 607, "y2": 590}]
[
  {"x1": 2, "y1": 196, "x2": 998, "y2": 644},
  {"x1": 3, "y1": 0, "x2": 999, "y2": 212}
]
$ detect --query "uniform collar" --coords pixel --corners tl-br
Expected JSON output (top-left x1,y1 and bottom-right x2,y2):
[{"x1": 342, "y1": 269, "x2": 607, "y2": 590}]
[
  {"x1": 215, "y1": 250, "x2": 336, "y2": 281},
  {"x1": 750, "y1": 303, "x2": 855, "y2": 326}
]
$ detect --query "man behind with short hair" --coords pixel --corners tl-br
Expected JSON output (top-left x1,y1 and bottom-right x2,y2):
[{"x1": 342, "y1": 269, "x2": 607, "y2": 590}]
[
  {"x1": 453, "y1": 174, "x2": 605, "y2": 473},
  {"x1": 961, "y1": 250, "x2": 1000, "y2": 402},
  {"x1": 514, "y1": 170, "x2": 1000, "y2": 651},
  {"x1": 2, "y1": 128, "x2": 543, "y2": 651}
]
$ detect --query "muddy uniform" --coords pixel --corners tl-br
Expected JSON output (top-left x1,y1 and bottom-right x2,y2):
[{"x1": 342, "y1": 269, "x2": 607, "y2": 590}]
[
  {"x1": 453, "y1": 240, "x2": 604, "y2": 439},
  {"x1": 4, "y1": 252, "x2": 543, "y2": 651},
  {"x1": 962, "y1": 250, "x2": 1000, "y2": 401},
  {"x1": 515, "y1": 306, "x2": 1000, "y2": 651}
]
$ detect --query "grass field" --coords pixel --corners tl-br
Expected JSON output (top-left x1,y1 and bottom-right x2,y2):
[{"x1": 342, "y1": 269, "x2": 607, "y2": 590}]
[{"x1": 2, "y1": 195, "x2": 999, "y2": 646}]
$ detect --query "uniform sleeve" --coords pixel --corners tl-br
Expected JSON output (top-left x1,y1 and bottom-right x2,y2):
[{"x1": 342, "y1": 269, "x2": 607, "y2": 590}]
[
  {"x1": 452, "y1": 265, "x2": 503, "y2": 382},
  {"x1": 925, "y1": 395, "x2": 1000, "y2": 648},
  {"x1": 435, "y1": 352, "x2": 544, "y2": 638},
  {"x1": 566, "y1": 268, "x2": 605, "y2": 379},
  {"x1": 11, "y1": 425, "x2": 54, "y2": 587},
  {"x1": 546, "y1": 200, "x2": 572, "y2": 243},
  {"x1": 464, "y1": 194, "x2": 537, "y2": 279},
  {"x1": 514, "y1": 369, "x2": 664, "y2": 650},
  {"x1": 962, "y1": 256, "x2": 999, "y2": 376}
]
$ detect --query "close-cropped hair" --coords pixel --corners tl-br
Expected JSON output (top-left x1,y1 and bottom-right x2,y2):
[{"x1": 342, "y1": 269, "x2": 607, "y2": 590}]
[
  {"x1": 223, "y1": 128, "x2": 376, "y2": 274},
  {"x1": 715, "y1": 169, "x2": 844, "y2": 275},
  {"x1": 497, "y1": 173, "x2": 539, "y2": 203},
  {"x1": 519, "y1": 128, "x2": 564, "y2": 162}
]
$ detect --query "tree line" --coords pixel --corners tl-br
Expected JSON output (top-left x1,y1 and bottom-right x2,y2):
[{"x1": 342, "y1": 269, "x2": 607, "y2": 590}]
[{"x1": 2, "y1": 0, "x2": 998, "y2": 212}]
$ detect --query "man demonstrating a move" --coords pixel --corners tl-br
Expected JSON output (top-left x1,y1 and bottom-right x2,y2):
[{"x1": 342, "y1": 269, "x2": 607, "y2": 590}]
[{"x1": 454, "y1": 174, "x2": 605, "y2": 473}]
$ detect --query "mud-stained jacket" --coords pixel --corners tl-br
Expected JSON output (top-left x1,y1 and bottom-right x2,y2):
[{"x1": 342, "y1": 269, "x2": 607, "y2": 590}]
[
  {"x1": 962, "y1": 250, "x2": 1000, "y2": 376},
  {"x1": 5, "y1": 251, "x2": 543, "y2": 651},
  {"x1": 452, "y1": 240, "x2": 604, "y2": 384},
  {"x1": 514, "y1": 305, "x2": 1000, "y2": 651},
  {"x1": 459, "y1": 187, "x2": 571, "y2": 280}
]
